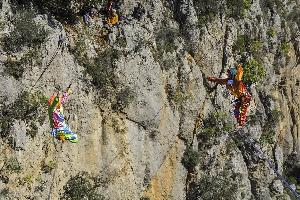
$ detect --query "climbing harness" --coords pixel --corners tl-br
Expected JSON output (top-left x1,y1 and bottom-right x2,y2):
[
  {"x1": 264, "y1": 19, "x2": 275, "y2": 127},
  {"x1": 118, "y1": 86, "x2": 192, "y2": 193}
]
[{"x1": 234, "y1": 129, "x2": 300, "y2": 200}]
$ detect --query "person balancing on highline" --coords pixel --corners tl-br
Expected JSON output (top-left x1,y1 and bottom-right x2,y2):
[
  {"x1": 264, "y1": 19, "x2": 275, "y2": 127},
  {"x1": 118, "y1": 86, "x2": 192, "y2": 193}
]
[
  {"x1": 48, "y1": 84, "x2": 78, "y2": 143},
  {"x1": 207, "y1": 64, "x2": 252, "y2": 128}
]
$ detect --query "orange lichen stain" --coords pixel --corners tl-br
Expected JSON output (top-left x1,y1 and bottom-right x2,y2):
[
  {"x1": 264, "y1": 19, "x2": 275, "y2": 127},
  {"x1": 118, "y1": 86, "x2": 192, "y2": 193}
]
[{"x1": 143, "y1": 141, "x2": 179, "y2": 200}]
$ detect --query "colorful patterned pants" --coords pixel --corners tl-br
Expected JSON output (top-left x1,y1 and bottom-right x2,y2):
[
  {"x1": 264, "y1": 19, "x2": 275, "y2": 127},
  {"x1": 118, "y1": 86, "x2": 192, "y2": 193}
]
[
  {"x1": 51, "y1": 125, "x2": 78, "y2": 141},
  {"x1": 233, "y1": 95, "x2": 252, "y2": 126}
]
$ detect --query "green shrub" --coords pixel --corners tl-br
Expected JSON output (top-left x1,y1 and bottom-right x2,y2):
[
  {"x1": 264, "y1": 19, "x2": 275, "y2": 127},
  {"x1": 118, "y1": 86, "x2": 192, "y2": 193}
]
[
  {"x1": 86, "y1": 49, "x2": 120, "y2": 96},
  {"x1": 62, "y1": 172, "x2": 106, "y2": 200},
  {"x1": 115, "y1": 86, "x2": 135, "y2": 110},
  {"x1": 10, "y1": 91, "x2": 47, "y2": 121},
  {"x1": 172, "y1": 88, "x2": 192, "y2": 105},
  {"x1": 2, "y1": 8, "x2": 49, "y2": 53},
  {"x1": 198, "y1": 111, "x2": 234, "y2": 142},
  {"x1": 260, "y1": 129, "x2": 276, "y2": 144},
  {"x1": 42, "y1": 160, "x2": 57, "y2": 173},
  {"x1": 242, "y1": 59, "x2": 266, "y2": 84},
  {"x1": 156, "y1": 27, "x2": 179, "y2": 54},
  {"x1": 250, "y1": 39, "x2": 263, "y2": 54},
  {"x1": 193, "y1": 0, "x2": 223, "y2": 26},
  {"x1": 226, "y1": 0, "x2": 252, "y2": 18},
  {"x1": 0, "y1": 188, "x2": 9, "y2": 198},
  {"x1": 4, "y1": 49, "x2": 40, "y2": 80},
  {"x1": 4, "y1": 158, "x2": 22, "y2": 172},
  {"x1": 19, "y1": 174, "x2": 34, "y2": 185},
  {"x1": 232, "y1": 35, "x2": 250, "y2": 54},
  {"x1": 194, "y1": 0, "x2": 251, "y2": 25},
  {"x1": 226, "y1": 139, "x2": 237, "y2": 154},
  {"x1": 233, "y1": 34, "x2": 266, "y2": 84},
  {"x1": 233, "y1": 35, "x2": 263, "y2": 56},
  {"x1": 262, "y1": 0, "x2": 286, "y2": 17},
  {"x1": 0, "y1": 20, "x2": 5, "y2": 31},
  {"x1": 74, "y1": 46, "x2": 120, "y2": 96},
  {"x1": 280, "y1": 42, "x2": 290, "y2": 55},
  {"x1": 115, "y1": 37, "x2": 127, "y2": 48},
  {"x1": 16, "y1": 0, "x2": 103, "y2": 22},
  {"x1": 3, "y1": 57, "x2": 25, "y2": 80},
  {"x1": 187, "y1": 171, "x2": 240, "y2": 199},
  {"x1": 247, "y1": 111, "x2": 264, "y2": 125},
  {"x1": 261, "y1": 109, "x2": 283, "y2": 144},
  {"x1": 267, "y1": 109, "x2": 283, "y2": 126},
  {"x1": 72, "y1": 42, "x2": 135, "y2": 110},
  {"x1": 27, "y1": 122, "x2": 38, "y2": 138},
  {"x1": 267, "y1": 28, "x2": 276, "y2": 38},
  {"x1": 70, "y1": 38, "x2": 88, "y2": 66},
  {"x1": 0, "y1": 91, "x2": 47, "y2": 139},
  {"x1": 181, "y1": 147, "x2": 200, "y2": 171},
  {"x1": 161, "y1": 58, "x2": 176, "y2": 71}
]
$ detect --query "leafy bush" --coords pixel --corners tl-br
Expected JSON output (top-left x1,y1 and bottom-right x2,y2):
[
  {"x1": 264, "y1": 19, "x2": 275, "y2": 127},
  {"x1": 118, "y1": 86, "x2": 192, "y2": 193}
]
[
  {"x1": 87, "y1": 49, "x2": 120, "y2": 96},
  {"x1": 187, "y1": 171, "x2": 240, "y2": 200},
  {"x1": 4, "y1": 157, "x2": 22, "y2": 172},
  {"x1": 260, "y1": 129, "x2": 276, "y2": 144},
  {"x1": 267, "y1": 109, "x2": 283, "y2": 126},
  {"x1": 0, "y1": 91, "x2": 47, "y2": 139},
  {"x1": 2, "y1": 8, "x2": 49, "y2": 53},
  {"x1": 15, "y1": 0, "x2": 103, "y2": 22},
  {"x1": 247, "y1": 111, "x2": 264, "y2": 125},
  {"x1": 280, "y1": 42, "x2": 290, "y2": 55},
  {"x1": 72, "y1": 41, "x2": 135, "y2": 110},
  {"x1": 172, "y1": 88, "x2": 192, "y2": 105},
  {"x1": 181, "y1": 147, "x2": 200, "y2": 172},
  {"x1": 193, "y1": 0, "x2": 223, "y2": 25},
  {"x1": 226, "y1": 0, "x2": 251, "y2": 18},
  {"x1": 233, "y1": 35, "x2": 263, "y2": 56},
  {"x1": 260, "y1": 109, "x2": 283, "y2": 144},
  {"x1": 73, "y1": 45, "x2": 120, "y2": 95},
  {"x1": 62, "y1": 172, "x2": 106, "y2": 200},
  {"x1": 0, "y1": 20, "x2": 5, "y2": 31},
  {"x1": 194, "y1": 0, "x2": 251, "y2": 25},
  {"x1": 283, "y1": 155, "x2": 300, "y2": 193},
  {"x1": 267, "y1": 28, "x2": 276, "y2": 38},
  {"x1": 242, "y1": 59, "x2": 266, "y2": 84},
  {"x1": 198, "y1": 111, "x2": 234, "y2": 142},
  {"x1": 232, "y1": 35, "x2": 250, "y2": 54},
  {"x1": 114, "y1": 86, "x2": 135, "y2": 110},
  {"x1": 19, "y1": 174, "x2": 34, "y2": 185},
  {"x1": 250, "y1": 39, "x2": 263, "y2": 54},
  {"x1": 42, "y1": 160, "x2": 57, "y2": 173},
  {"x1": 156, "y1": 27, "x2": 179, "y2": 54},
  {"x1": 262, "y1": 0, "x2": 286, "y2": 16},
  {"x1": 233, "y1": 34, "x2": 266, "y2": 84},
  {"x1": 0, "y1": 188, "x2": 9, "y2": 199},
  {"x1": 4, "y1": 50, "x2": 41, "y2": 80},
  {"x1": 3, "y1": 57, "x2": 25, "y2": 80}
]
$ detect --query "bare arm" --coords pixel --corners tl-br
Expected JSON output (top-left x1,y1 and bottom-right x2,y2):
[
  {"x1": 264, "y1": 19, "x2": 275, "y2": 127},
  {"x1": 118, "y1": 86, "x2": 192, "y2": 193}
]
[{"x1": 207, "y1": 77, "x2": 228, "y2": 85}]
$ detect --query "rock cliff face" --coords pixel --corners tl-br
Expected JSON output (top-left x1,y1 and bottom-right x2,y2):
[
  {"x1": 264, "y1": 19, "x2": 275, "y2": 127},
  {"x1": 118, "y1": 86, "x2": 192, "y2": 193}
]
[{"x1": 0, "y1": 0, "x2": 300, "y2": 199}]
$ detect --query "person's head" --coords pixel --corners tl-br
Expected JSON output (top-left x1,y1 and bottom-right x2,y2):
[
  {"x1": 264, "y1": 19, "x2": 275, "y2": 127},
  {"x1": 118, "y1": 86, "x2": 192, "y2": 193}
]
[{"x1": 227, "y1": 67, "x2": 237, "y2": 79}]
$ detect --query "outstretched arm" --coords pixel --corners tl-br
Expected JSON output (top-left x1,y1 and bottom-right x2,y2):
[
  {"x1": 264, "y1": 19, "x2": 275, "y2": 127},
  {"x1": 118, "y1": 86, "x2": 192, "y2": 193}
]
[
  {"x1": 60, "y1": 84, "x2": 72, "y2": 105},
  {"x1": 207, "y1": 77, "x2": 228, "y2": 85}
]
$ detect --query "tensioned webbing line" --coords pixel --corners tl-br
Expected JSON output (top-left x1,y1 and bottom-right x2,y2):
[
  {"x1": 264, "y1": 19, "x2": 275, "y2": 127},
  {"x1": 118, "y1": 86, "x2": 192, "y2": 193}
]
[{"x1": 235, "y1": 129, "x2": 300, "y2": 200}]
